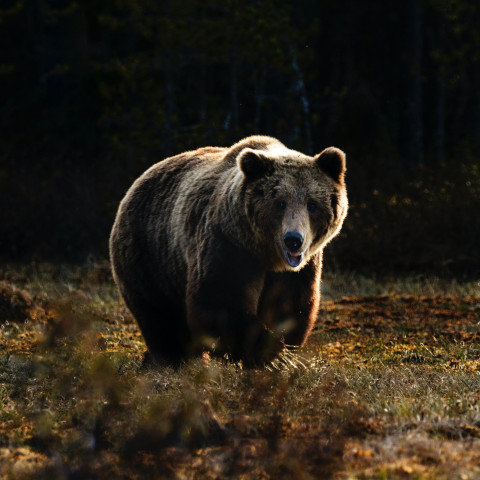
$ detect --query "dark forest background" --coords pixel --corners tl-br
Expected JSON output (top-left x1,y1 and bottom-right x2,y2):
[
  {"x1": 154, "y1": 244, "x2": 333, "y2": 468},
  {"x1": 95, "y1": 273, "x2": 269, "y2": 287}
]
[{"x1": 1, "y1": 0, "x2": 479, "y2": 276}]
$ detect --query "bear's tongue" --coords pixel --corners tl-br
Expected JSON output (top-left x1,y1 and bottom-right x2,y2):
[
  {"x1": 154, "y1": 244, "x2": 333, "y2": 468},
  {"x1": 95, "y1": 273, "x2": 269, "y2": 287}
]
[{"x1": 284, "y1": 250, "x2": 304, "y2": 268}]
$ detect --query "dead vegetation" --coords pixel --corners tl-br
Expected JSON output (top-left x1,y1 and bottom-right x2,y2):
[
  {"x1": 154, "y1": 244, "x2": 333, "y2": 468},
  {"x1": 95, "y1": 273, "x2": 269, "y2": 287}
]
[{"x1": 0, "y1": 264, "x2": 480, "y2": 479}]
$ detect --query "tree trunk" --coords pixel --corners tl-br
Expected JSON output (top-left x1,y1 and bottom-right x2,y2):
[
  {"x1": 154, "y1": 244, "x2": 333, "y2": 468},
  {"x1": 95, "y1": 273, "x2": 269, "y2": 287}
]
[
  {"x1": 32, "y1": 0, "x2": 47, "y2": 88},
  {"x1": 286, "y1": 38, "x2": 313, "y2": 154},
  {"x1": 399, "y1": 0, "x2": 423, "y2": 167},
  {"x1": 431, "y1": 14, "x2": 445, "y2": 165},
  {"x1": 163, "y1": 1, "x2": 176, "y2": 156},
  {"x1": 432, "y1": 74, "x2": 446, "y2": 165},
  {"x1": 164, "y1": 50, "x2": 176, "y2": 156},
  {"x1": 254, "y1": 68, "x2": 266, "y2": 133},
  {"x1": 199, "y1": 54, "x2": 208, "y2": 143},
  {"x1": 229, "y1": 3, "x2": 239, "y2": 140},
  {"x1": 473, "y1": 61, "x2": 480, "y2": 158}
]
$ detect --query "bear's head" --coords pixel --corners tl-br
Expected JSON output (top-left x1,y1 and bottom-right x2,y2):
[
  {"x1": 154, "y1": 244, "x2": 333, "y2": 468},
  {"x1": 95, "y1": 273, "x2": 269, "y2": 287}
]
[{"x1": 238, "y1": 146, "x2": 348, "y2": 271}]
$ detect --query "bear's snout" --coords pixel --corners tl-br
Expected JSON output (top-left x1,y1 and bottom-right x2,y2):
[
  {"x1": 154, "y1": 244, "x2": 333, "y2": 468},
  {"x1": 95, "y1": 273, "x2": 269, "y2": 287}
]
[{"x1": 283, "y1": 231, "x2": 304, "y2": 253}]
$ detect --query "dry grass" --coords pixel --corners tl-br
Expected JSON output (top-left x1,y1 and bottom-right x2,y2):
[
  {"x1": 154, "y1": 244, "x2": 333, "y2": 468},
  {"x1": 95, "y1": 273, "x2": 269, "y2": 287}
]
[
  {"x1": 1, "y1": 263, "x2": 480, "y2": 479},
  {"x1": 322, "y1": 270, "x2": 480, "y2": 299}
]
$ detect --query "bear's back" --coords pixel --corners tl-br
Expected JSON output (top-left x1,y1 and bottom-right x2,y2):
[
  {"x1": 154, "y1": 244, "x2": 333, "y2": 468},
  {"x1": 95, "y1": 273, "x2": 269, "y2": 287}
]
[{"x1": 110, "y1": 135, "x2": 289, "y2": 304}]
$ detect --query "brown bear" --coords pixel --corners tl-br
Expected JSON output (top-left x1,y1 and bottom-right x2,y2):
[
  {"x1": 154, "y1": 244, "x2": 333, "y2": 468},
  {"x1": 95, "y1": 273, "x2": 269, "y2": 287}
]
[{"x1": 110, "y1": 136, "x2": 348, "y2": 366}]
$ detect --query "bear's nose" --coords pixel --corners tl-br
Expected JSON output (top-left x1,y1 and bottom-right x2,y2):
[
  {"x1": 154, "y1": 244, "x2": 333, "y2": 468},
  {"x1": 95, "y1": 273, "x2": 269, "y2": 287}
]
[{"x1": 284, "y1": 231, "x2": 304, "y2": 253}]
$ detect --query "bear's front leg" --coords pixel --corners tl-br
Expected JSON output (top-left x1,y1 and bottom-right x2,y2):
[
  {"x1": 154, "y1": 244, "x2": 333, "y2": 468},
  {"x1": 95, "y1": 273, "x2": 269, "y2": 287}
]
[
  {"x1": 185, "y1": 236, "x2": 284, "y2": 366},
  {"x1": 258, "y1": 252, "x2": 323, "y2": 347}
]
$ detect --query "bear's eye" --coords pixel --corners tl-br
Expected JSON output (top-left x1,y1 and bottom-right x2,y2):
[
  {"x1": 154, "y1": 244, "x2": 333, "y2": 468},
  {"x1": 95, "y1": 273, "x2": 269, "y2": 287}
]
[
  {"x1": 307, "y1": 201, "x2": 317, "y2": 213},
  {"x1": 275, "y1": 200, "x2": 286, "y2": 211}
]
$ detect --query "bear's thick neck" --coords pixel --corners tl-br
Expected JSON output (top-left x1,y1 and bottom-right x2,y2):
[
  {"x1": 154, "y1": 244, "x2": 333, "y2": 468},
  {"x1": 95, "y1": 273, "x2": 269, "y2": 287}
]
[{"x1": 215, "y1": 170, "x2": 265, "y2": 262}]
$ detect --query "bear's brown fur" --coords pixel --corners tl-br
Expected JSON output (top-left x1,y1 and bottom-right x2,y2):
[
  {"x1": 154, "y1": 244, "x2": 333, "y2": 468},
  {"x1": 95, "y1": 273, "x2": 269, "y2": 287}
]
[{"x1": 110, "y1": 136, "x2": 348, "y2": 366}]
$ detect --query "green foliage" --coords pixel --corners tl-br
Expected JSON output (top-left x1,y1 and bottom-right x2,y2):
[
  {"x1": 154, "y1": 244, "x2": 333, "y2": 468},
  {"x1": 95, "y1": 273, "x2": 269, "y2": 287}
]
[
  {"x1": 0, "y1": 0, "x2": 479, "y2": 273},
  {"x1": 330, "y1": 150, "x2": 480, "y2": 274}
]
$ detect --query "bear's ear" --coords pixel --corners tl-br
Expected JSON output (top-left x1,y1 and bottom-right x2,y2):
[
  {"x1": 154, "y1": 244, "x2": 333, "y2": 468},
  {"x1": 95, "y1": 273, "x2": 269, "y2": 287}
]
[
  {"x1": 238, "y1": 148, "x2": 273, "y2": 181},
  {"x1": 314, "y1": 147, "x2": 346, "y2": 185}
]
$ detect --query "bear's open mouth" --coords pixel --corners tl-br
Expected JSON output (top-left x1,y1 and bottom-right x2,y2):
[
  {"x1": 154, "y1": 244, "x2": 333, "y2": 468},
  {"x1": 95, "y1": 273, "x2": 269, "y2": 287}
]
[{"x1": 283, "y1": 250, "x2": 304, "y2": 268}]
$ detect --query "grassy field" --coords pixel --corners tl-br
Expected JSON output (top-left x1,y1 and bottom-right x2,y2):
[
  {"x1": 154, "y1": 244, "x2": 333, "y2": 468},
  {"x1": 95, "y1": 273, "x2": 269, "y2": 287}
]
[{"x1": 1, "y1": 263, "x2": 480, "y2": 479}]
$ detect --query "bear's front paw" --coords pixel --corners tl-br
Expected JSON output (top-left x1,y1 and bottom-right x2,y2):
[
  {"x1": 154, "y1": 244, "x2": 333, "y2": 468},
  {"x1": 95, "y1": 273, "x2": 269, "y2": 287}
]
[{"x1": 242, "y1": 328, "x2": 285, "y2": 368}]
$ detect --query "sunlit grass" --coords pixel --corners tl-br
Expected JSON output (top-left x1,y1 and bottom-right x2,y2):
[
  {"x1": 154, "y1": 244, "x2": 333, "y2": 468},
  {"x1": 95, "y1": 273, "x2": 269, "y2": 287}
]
[
  {"x1": 1, "y1": 264, "x2": 480, "y2": 479},
  {"x1": 322, "y1": 269, "x2": 480, "y2": 299}
]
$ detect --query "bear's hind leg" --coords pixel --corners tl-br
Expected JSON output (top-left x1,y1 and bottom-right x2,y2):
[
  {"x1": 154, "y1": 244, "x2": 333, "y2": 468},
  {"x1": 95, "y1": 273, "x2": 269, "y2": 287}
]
[{"x1": 123, "y1": 293, "x2": 191, "y2": 366}]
